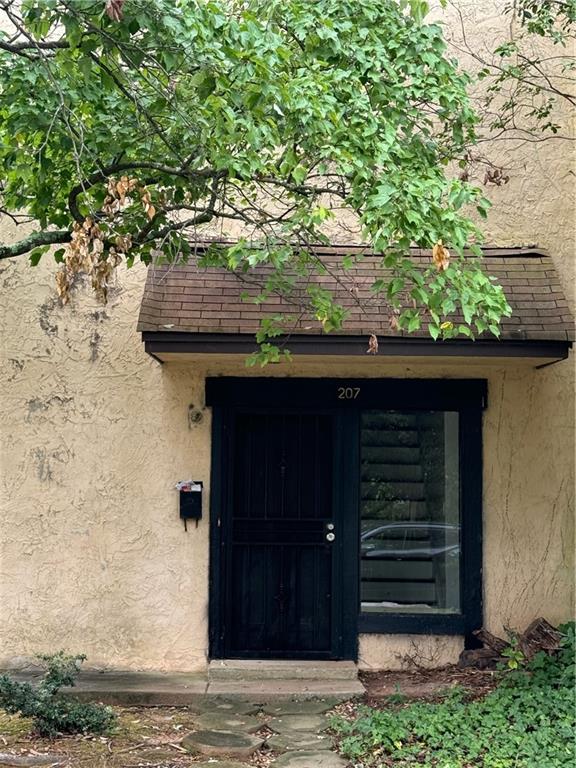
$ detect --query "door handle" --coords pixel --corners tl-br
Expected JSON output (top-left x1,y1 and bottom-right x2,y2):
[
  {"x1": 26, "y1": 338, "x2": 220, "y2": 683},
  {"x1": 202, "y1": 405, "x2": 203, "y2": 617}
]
[{"x1": 326, "y1": 532, "x2": 335, "y2": 542}]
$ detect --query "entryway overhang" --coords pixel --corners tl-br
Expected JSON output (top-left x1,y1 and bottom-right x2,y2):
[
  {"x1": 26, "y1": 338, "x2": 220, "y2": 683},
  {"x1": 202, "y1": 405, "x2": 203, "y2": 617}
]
[
  {"x1": 141, "y1": 331, "x2": 571, "y2": 367},
  {"x1": 137, "y1": 243, "x2": 574, "y2": 367}
]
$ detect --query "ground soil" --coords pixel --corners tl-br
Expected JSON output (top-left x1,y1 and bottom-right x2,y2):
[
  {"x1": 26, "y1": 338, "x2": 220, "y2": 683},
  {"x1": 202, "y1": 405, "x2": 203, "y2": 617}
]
[
  {"x1": 360, "y1": 664, "x2": 499, "y2": 705},
  {"x1": 0, "y1": 707, "x2": 234, "y2": 768}
]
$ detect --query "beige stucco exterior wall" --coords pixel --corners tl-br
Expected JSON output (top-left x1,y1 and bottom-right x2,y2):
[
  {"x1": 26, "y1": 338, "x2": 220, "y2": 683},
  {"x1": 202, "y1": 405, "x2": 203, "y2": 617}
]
[{"x1": 0, "y1": 0, "x2": 574, "y2": 671}]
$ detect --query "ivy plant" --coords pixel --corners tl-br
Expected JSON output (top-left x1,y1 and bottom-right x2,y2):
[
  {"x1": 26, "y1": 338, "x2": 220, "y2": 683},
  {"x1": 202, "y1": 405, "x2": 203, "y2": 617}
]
[{"x1": 331, "y1": 622, "x2": 576, "y2": 768}]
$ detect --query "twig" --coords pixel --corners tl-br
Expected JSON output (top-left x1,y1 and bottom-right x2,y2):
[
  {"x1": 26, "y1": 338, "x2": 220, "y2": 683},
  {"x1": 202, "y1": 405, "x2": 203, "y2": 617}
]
[
  {"x1": 111, "y1": 741, "x2": 147, "y2": 754},
  {"x1": 168, "y1": 742, "x2": 187, "y2": 752}
]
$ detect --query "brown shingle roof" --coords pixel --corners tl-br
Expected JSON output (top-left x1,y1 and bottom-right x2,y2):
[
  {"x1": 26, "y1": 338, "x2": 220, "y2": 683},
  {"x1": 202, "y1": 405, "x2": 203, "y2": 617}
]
[{"x1": 137, "y1": 244, "x2": 574, "y2": 342}]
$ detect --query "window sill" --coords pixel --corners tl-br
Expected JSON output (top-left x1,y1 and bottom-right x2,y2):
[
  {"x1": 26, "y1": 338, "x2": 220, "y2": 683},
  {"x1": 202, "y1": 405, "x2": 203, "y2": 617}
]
[{"x1": 358, "y1": 612, "x2": 468, "y2": 635}]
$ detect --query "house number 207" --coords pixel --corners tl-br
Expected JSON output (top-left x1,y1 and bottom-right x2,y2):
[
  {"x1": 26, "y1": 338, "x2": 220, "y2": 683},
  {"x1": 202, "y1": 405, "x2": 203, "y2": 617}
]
[{"x1": 337, "y1": 387, "x2": 360, "y2": 400}]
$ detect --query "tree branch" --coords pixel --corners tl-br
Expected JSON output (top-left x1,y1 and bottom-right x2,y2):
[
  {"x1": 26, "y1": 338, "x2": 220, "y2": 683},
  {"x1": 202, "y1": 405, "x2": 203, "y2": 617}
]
[
  {"x1": 0, "y1": 38, "x2": 68, "y2": 53},
  {"x1": 0, "y1": 229, "x2": 71, "y2": 261}
]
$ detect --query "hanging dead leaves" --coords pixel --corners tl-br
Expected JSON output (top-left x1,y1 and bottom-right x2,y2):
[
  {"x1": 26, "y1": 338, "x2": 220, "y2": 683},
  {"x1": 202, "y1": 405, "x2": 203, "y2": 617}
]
[
  {"x1": 366, "y1": 333, "x2": 379, "y2": 355},
  {"x1": 105, "y1": 0, "x2": 125, "y2": 22},
  {"x1": 102, "y1": 175, "x2": 137, "y2": 216},
  {"x1": 56, "y1": 176, "x2": 155, "y2": 305},
  {"x1": 432, "y1": 241, "x2": 450, "y2": 272},
  {"x1": 56, "y1": 218, "x2": 121, "y2": 305}
]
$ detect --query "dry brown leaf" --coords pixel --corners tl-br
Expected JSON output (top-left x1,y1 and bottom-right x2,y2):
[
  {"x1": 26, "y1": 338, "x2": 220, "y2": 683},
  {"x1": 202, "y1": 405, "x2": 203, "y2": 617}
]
[
  {"x1": 105, "y1": 0, "x2": 125, "y2": 22},
  {"x1": 432, "y1": 241, "x2": 450, "y2": 272},
  {"x1": 366, "y1": 333, "x2": 379, "y2": 355},
  {"x1": 55, "y1": 268, "x2": 70, "y2": 304}
]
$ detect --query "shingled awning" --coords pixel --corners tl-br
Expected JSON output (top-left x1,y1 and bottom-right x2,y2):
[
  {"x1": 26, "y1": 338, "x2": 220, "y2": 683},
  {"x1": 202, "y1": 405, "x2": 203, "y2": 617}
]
[{"x1": 137, "y1": 244, "x2": 573, "y2": 364}]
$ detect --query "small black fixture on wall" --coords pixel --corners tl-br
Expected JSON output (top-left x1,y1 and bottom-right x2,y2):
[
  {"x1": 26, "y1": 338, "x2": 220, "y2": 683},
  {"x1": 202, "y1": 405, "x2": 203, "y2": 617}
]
[{"x1": 175, "y1": 480, "x2": 203, "y2": 530}]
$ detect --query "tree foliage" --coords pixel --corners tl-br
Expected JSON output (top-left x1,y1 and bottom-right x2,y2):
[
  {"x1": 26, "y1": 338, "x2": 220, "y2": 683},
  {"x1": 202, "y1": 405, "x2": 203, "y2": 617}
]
[{"x1": 0, "y1": 0, "x2": 513, "y2": 355}]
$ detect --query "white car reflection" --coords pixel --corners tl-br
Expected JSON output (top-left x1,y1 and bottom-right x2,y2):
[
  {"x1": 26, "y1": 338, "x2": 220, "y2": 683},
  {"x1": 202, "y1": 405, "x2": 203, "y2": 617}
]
[{"x1": 360, "y1": 522, "x2": 459, "y2": 560}]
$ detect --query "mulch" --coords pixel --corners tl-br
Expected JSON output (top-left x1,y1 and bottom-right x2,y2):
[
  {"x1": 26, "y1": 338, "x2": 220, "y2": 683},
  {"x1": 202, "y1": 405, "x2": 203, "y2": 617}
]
[{"x1": 360, "y1": 664, "x2": 499, "y2": 706}]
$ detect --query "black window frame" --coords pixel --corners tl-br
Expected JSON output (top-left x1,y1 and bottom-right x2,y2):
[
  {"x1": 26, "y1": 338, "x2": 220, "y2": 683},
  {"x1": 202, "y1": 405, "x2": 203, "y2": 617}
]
[
  {"x1": 356, "y1": 404, "x2": 482, "y2": 639},
  {"x1": 206, "y1": 378, "x2": 484, "y2": 647}
]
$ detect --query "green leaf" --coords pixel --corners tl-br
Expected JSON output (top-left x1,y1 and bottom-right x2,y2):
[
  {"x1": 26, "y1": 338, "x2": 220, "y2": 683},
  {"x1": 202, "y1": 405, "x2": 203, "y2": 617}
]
[
  {"x1": 428, "y1": 323, "x2": 440, "y2": 340},
  {"x1": 29, "y1": 246, "x2": 49, "y2": 266},
  {"x1": 292, "y1": 165, "x2": 307, "y2": 185}
]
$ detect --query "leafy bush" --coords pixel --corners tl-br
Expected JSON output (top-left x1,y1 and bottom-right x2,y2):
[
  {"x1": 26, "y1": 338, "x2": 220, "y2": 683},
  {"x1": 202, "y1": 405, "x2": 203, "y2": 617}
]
[
  {"x1": 0, "y1": 652, "x2": 115, "y2": 737},
  {"x1": 332, "y1": 622, "x2": 575, "y2": 767}
]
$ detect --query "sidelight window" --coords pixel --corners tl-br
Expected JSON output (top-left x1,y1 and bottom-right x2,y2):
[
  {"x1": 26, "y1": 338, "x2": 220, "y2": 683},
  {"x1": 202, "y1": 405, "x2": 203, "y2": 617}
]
[{"x1": 360, "y1": 411, "x2": 461, "y2": 615}]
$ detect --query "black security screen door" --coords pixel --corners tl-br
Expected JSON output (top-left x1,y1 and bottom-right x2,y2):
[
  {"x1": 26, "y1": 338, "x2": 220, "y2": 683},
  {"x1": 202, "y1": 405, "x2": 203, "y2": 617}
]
[
  {"x1": 208, "y1": 378, "x2": 485, "y2": 658},
  {"x1": 221, "y1": 412, "x2": 341, "y2": 658}
]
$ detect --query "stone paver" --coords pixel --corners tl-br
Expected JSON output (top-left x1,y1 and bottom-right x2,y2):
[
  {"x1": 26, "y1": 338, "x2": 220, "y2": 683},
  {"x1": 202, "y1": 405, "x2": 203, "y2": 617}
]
[
  {"x1": 268, "y1": 714, "x2": 328, "y2": 734},
  {"x1": 266, "y1": 732, "x2": 333, "y2": 752},
  {"x1": 182, "y1": 729, "x2": 264, "y2": 759},
  {"x1": 193, "y1": 763, "x2": 250, "y2": 768},
  {"x1": 191, "y1": 697, "x2": 260, "y2": 716},
  {"x1": 193, "y1": 712, "x2": 262, "y2": 733},
  {"x1": 272, "y1": 750, "x2": 348, "y2": 768},
  {"x1": 263, "y1": 698, "x2": 338, "y2": 716}
]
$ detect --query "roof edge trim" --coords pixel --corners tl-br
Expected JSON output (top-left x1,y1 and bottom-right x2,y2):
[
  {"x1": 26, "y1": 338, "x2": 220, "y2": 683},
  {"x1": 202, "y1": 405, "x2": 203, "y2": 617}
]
[{"x1": 142, "y1": 332, "x2": 571, "y2": 360}]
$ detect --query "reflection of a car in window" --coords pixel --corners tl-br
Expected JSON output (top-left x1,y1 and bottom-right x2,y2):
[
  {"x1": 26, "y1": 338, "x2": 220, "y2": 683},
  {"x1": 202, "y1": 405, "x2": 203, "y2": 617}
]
[{"x1": 360, "y1": 523, "x2": 459, "y2": 560}]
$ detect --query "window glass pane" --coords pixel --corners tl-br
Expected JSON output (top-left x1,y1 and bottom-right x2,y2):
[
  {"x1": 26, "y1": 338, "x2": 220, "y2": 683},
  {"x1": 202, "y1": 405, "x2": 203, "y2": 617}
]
[{"x1": 360, "y1": 411, "x2": 460, "y2": 614}]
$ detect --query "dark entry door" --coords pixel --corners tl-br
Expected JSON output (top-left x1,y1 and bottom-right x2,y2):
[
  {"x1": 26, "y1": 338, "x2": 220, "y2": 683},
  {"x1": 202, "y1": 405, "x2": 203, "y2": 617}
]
[{"x1": 222, "y1": 412, "x2": 340, "y2": 658}]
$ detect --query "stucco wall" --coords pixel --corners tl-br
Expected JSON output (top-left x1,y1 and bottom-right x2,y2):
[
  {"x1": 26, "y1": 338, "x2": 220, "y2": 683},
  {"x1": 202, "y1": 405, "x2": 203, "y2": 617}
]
[
  {"x1": 1, "y1": 247, "x2": 573, "y2": 671},
  {"x1": 0, "y1": 0, "x2": 574, "y2": 671}
]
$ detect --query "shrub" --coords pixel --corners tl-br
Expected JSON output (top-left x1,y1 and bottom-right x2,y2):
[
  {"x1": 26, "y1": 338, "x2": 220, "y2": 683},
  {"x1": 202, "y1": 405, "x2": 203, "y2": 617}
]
[
  {"x1": 0, "y1": 652, "x2": 115, "y2": 738},
  {"x1": 332, "y1": 622, "x2": 575, "y2": 768}
]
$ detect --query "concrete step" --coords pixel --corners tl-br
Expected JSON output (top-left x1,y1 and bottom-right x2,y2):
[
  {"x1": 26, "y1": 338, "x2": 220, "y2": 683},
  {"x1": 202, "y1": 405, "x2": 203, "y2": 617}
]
[
  {"x1": 361, "y1": 480, "x2": 426, "y2": 500},
  {"x1": 208, "y1": 660, "x2": 358, "y2": 682},
  {"x1": 4, "y1": 668, "x2": 365, "y2": 706},
  {"x1": 208, "y1": 678, "x2": 365, "y2": 698},
  {"x1": 362, "y1": 446, "x2": 421, "y2": 464},
  {"x1": 362, "y1": 429, "x2": 419, "y2": 447},
  {"x1": 361, "y1": 463, "x2": 424, "y2": 482}
]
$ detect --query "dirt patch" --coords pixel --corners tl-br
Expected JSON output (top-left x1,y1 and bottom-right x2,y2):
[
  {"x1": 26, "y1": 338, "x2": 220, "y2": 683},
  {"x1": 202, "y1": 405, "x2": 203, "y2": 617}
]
[
  {"x1": 360, "y1": 664, "x2": 499, "y2": 704},
  {"x1": 0, "y1": 706, "x2": 284, "y2": 768},
  {"x1": 0, "y1": 707, "x2": 202, "y2": 767}
]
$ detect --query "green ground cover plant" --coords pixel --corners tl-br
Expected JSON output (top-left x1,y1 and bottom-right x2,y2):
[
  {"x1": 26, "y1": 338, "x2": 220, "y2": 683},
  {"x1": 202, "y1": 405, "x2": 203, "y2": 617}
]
[
  {"x1": 0, "y1": 652, "x2": 115, "y2": 737},
  {"x1": 332, "y1": 622, "x2": 575, "y2": 768}
]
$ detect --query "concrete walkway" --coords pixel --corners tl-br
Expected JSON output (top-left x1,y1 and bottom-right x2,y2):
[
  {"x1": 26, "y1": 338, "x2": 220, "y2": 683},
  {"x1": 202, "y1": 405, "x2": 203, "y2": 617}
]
[{"x1": 3, "y1": 669, "x2": 363, "y2": 768}]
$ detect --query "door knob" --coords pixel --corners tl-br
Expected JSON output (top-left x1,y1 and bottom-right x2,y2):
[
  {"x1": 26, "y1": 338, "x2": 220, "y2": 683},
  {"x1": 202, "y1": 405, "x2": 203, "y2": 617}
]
[{"x1": 326, "y1": 532, "x2": 335, "y2": 542}]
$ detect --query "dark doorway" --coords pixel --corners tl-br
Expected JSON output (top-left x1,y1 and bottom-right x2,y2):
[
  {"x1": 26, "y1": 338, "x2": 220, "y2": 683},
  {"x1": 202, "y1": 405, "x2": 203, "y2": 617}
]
[
  {"x1": 211, "y1": 409, "x2": 355, "y2": 659},
  {"x1": 208, "y1": 377, "x2": 485, "y2": 659}
]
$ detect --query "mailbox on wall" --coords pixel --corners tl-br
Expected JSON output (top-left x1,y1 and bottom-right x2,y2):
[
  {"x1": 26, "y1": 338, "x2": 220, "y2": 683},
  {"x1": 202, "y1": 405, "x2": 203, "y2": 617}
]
[{"x1": 175, "y1": 480, "x2": 203, "y2": 530}]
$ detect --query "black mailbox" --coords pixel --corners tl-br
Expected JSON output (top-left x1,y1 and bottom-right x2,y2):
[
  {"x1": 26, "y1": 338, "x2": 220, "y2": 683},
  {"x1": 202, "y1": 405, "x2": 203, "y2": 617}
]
[{"x1": 176, "y1": 481, "x2": 203, "y2": 530}]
